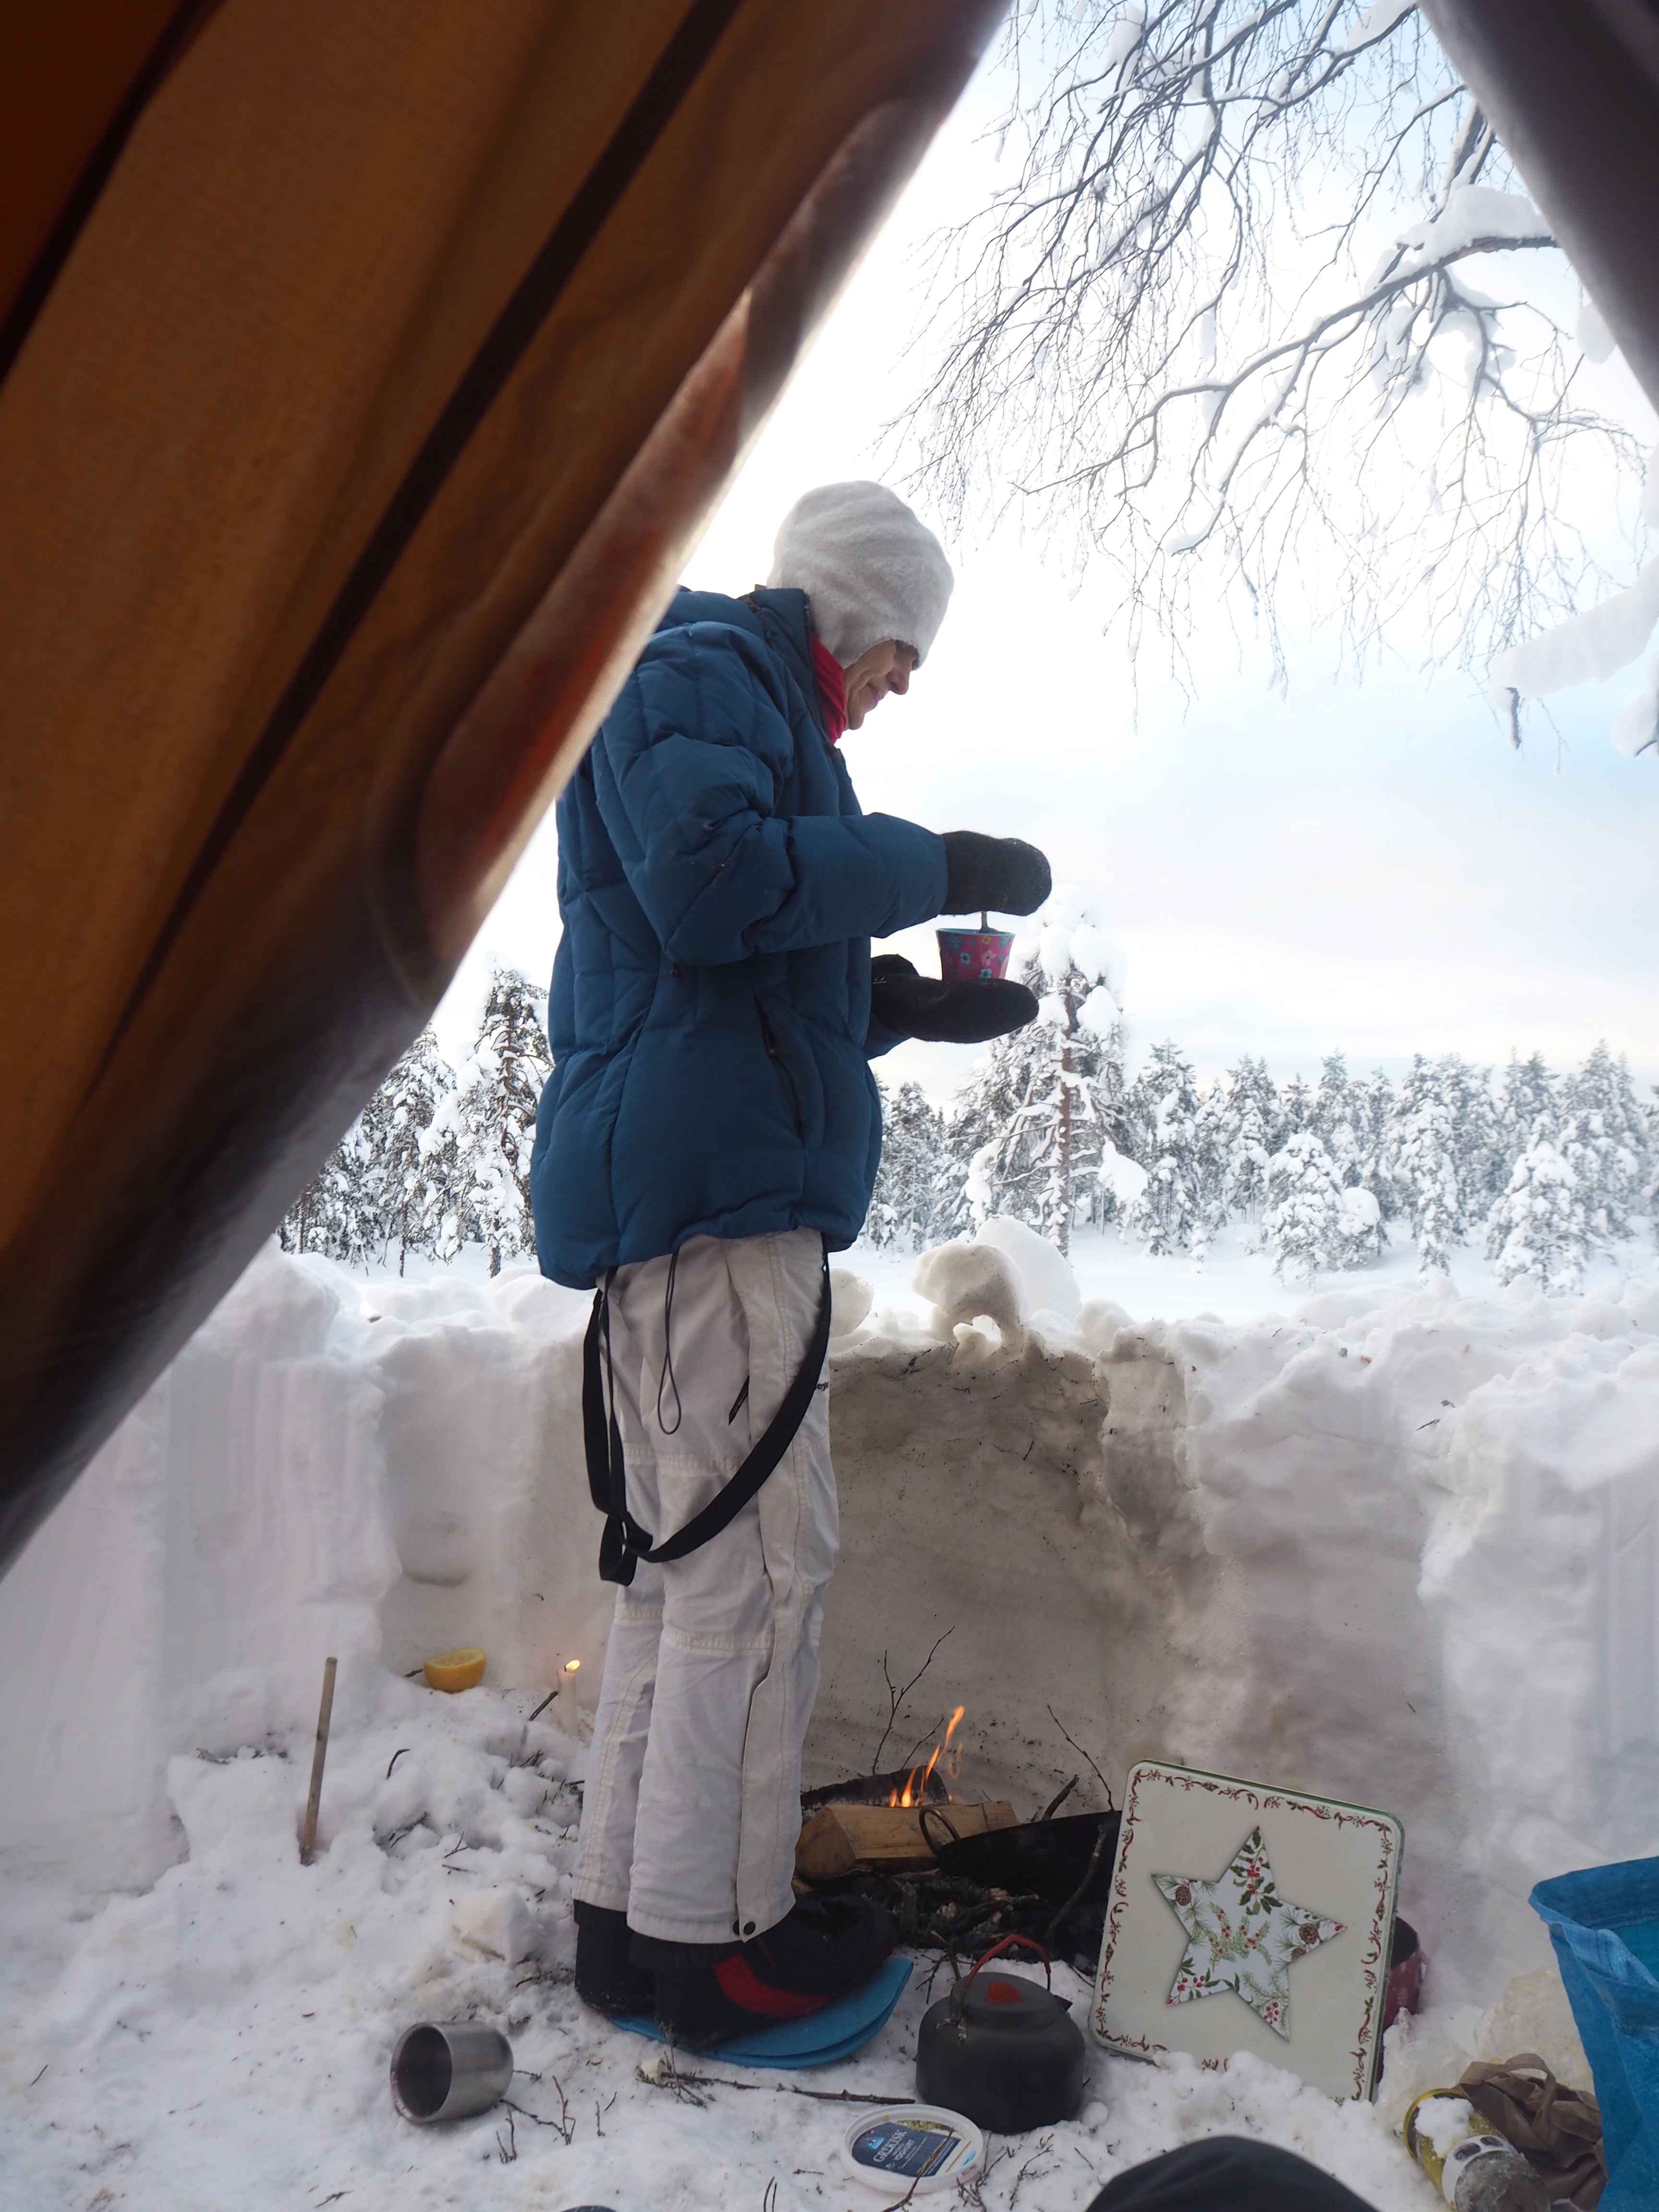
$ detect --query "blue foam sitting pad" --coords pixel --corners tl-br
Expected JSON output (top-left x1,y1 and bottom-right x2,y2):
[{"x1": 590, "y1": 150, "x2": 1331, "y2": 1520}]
[{"x1": 614, "y1": 1955, "x2": 912, "y2": 2070}]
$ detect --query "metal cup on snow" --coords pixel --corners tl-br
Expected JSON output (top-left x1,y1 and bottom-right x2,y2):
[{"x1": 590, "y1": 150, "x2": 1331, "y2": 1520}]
[{"x1": 390, "y1": 2020, "x2": 514, "y2": 2123}]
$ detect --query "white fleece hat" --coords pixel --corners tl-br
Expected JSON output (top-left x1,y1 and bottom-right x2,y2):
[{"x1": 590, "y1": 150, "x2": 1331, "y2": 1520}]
[{"x1": 767, "y1": 481, "x2": 954, "y2": 666}]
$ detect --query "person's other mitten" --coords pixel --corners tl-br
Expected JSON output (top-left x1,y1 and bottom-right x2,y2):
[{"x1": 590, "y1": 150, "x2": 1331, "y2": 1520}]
[
  {"x1": 869, "y1": 955, "x2": 1039, "y2": 1045},
  {"x1": 939, "y1": 831, "x2": 1051, "y2": 917}
]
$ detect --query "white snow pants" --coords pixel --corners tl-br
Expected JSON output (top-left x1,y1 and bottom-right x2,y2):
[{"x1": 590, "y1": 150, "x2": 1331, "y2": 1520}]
[{"x1": 573, "y1": 1227, "x2": 837, "y2": 1945}]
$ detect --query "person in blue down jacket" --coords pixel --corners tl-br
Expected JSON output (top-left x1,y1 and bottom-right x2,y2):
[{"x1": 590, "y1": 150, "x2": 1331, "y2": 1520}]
[{"x1": 530, "y1": 482, "x2": 1051, "y2": 2045}]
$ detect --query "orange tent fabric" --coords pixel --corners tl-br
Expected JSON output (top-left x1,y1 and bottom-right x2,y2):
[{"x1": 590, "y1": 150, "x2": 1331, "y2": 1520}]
[{"x1": 0, "y1": 0, "x2": 1003, "y2": 1574}]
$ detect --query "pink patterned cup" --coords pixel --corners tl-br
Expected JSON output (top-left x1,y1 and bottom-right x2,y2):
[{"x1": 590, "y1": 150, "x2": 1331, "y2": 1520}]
[{"x1": 937, "y1": 927, "x2": 1015, "y2": 984}]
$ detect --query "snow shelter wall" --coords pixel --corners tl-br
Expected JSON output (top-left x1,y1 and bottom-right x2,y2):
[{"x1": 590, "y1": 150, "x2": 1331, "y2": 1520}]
[{"x1": 2, "y1": 1243, "x2": 1658, "y2": 2012}]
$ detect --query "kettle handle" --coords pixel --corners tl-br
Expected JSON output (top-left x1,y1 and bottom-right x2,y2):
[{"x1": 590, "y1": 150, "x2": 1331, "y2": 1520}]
[{"x1": 951, "y1": 1931, "x2": 1055, "y2": 2019}]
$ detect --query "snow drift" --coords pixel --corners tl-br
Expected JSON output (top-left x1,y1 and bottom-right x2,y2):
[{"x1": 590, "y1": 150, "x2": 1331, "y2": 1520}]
[
  {"x1": 4, "y1": 1230, "x2": 1656, "y2": 2011},
  {"x1": 8, "y1": 1226, "x2": 1655, "y2": 2204},
  {"x1": 0, "y1": 1254, "x2": 609, "y2": 1887}
]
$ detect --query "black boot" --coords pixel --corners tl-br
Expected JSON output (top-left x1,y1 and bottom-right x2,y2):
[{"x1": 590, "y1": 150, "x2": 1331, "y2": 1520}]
[
  {"x1": 573, "y1": 1899, "x2": 655, "y2": 2018},
  {"x1": 637, "y1": 1893, "x2": 896, "y2": 2045}
]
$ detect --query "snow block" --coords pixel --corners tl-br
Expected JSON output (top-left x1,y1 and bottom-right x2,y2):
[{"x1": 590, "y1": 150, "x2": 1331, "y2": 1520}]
[
  {"x1": 5, "y1": 1236, "x2": 1659, "y2": 2030},
  {"x1": 450, "y1": 1884, "x2": 534, "y2": 1966}
]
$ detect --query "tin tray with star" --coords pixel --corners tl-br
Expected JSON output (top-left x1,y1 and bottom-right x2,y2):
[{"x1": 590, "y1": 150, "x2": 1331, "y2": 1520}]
[{"x1": 1091, "y1": 1761, "x2": 1403, "y2": 2100}]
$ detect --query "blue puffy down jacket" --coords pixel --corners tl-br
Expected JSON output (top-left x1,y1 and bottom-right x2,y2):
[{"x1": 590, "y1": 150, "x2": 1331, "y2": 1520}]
[{"x1": 529, "y1": 586, "x2": 948, "y2": 1288}]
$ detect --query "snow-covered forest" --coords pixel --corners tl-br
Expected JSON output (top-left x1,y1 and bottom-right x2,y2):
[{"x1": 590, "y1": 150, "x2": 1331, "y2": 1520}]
[
  {"x1": 291, "y1": 945, "x2": 1655, "y2": 1300},
  {"x1": 871, "y1": 995, "x2": 1652, "y2": 1297},
  {"x1": 280, "y1": 968, "x2": 551, "y2": 1279}
]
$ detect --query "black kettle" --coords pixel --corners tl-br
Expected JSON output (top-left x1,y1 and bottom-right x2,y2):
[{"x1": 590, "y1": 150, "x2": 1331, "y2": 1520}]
[{"x1": 915, "y1": 1936, "x2": 1089, "y2": 2133}]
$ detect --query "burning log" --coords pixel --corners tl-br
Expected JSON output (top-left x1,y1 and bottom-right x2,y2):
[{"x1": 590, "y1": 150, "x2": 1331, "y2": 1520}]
[
  {"x1": 801, "y1": 1766, "x2": 952, "y2": 1812},
  {"x1": 802, "y1": 1704, "x2": 969, "y2": 1815},
  {"x1": 795, "y1": 1800, "x2": 1017, "y2": 1882},
  {"x1": 797, "y1": 1696, "x2": 1115, "y2": 1971}
]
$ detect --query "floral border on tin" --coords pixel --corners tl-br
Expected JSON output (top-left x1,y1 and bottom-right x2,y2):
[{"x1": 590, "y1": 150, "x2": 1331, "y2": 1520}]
[{"x1": 1091, "y1": 1764, "x2": 1399, "y2": 2101}]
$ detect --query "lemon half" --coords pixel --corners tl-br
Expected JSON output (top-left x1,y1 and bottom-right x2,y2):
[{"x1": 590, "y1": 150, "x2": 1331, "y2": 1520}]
[{"x1": 423, "y1": 1647, "x2": 486, "y2": 1693}]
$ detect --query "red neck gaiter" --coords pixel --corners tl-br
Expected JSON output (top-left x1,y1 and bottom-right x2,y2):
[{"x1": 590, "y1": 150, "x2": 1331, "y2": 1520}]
[{"x1": 810, "y1": 637, "x2": 848, "y2": 745}]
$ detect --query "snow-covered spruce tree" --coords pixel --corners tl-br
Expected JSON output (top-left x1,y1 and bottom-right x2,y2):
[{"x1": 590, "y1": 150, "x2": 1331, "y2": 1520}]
[
  {"x1": 1127, "y1": 1042, "x2": 1204, "y2": 1256},
  {"x1": 1215, "y1": 1056, "x2": 1286, "y2": 1230},
  {"x1": 1385, "y1": 1058, "x2": 1459, "y2": 1274},
  {"x1": 1080, "y1": 1042, "x2": 1141, "y2": 1233},
  {"x1": 866, "y1": 1081, "x2": 948, "y2": 1250},
  {"x1": 1385, "y1": 1053, "x2": 1494, "y2": 1273},
  {"x1": 1311, "y1": 1053, "x2": 1359, "y2": 1182},
  {"x1": 1310, "y1": 1054, "x2": 1394, "y2": 1250},
  {"x1": 1486, "y1": 1111, "x2": 1590, "y2": 1295},
  {"x1": 1262, "y1": 1130, "x2": 1348, "y2": 1283},
  {"x1": 357, "y1": 1027, "x2": 455, "y2": 1274},
  {"x1": 278, "y1": 1144, "x2": 357, "y2": 1259},
  {"x1": 1336, "y1": 1183, "x2": 1388, "y2": 1267},
  {"x1": 973, "y1": 961, "x2": 1108, "y2": 1254},
  {"x1": 430, "y1": 968, "x2": 553, "y2": 1276},
  {"x1": 943, "y1": 928, "x2": 1127, "y2": 1252},
  {"x1": 1494, "y1": 1050, "x2": 1557, "y2": 1173},
  {"x1": 279, "y1": 1115, "x2": 386, "y2": 1262},
  {"x1": 1191, "y1": 1077, "x2": 1235, "y2": 1247},
  {"x1": 331, "y1": 1119, "x2": 387, "y2": 1268},
  {"x1": 1447, "y1": 1053, "x2": 1502, "y2": 1215},
  {"x1": 1564, "y1": 1041, "x2": 1649, "y2": 1240},
  {"x1": 278, "y1": 1034, "x2": 455, "y2": 1266},
  {"x1": 939, "y1": 1024, "x2": 1030, "y2": 1241},
  {"x1": 1350, "y1": 1069, "x2": 1399, "y2": 1218},
  {"x1": 1280, "y1": 1073, "x2": 1314, "y2": 1136}
]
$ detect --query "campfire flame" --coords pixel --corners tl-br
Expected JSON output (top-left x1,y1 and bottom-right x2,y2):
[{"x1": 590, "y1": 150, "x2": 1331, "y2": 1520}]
[{"x1": 890, "y1": 1706, "x2": 966, "y2": 1807}]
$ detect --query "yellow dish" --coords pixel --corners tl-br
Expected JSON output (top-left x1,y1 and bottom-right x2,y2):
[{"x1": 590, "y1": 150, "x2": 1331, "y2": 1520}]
[{"x1": 423, "y1": 1647, "x2": 486, "y2": 1693}]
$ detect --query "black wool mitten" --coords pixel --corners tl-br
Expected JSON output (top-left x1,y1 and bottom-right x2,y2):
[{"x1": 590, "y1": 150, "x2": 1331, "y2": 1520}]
[
  {"x1": 870, "y1": 955, "x2": 1040, "y2": 1046},
  {"x1": 939, "y1": 831, "x2": 1052, "y2": 917}
]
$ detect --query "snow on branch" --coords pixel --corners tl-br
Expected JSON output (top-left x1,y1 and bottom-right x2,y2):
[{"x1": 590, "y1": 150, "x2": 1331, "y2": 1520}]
[
  {"x1": 1501, "y1": 567, "x2": 1659, "y2": 697},
  {"x1": 903, "y1": 0, "x2": 1648, "y2": 696}
]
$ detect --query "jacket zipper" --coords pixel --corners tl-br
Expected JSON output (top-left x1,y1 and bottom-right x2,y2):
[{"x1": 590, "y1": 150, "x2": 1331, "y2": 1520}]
[{"x1": 756, "y1": 1004, "x2": 804, "y2": 1138}]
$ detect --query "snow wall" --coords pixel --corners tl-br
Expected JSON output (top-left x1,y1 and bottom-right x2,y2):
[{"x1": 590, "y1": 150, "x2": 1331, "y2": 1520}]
[{"x1": 3, "y1": 1228, "x2": 1659, "y2": 2010}]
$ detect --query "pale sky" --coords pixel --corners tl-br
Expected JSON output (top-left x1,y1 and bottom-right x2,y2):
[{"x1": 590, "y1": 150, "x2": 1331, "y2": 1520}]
[{"x1": 435, "y1": 52, "x2": 1659, "y2": 1102}]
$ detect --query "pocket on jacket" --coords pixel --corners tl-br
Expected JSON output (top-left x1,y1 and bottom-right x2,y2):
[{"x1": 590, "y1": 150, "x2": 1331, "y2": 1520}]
[{"x1": 755, "y1": 1000, "x2": 824, "y2": 1148}]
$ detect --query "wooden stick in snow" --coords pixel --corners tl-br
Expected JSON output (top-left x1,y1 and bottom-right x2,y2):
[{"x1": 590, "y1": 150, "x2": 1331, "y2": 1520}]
[{"x1": 300, "y1": 1656, "x2": 337, "y2": 1866}]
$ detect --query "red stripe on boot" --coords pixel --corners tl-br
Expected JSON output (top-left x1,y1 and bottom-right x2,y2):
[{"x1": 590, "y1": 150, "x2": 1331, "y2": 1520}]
[{"x1": 712, "y1": 1952, "x2": 833, "y2": 2020}]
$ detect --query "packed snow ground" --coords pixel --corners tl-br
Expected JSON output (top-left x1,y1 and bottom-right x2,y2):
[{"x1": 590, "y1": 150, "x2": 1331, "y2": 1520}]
[
  {"x1": 3, "y1": 1221, "x2": 1654, "y2": 2209},
  {"x1": 0, "y1": 1680, "x2": 1436, "y2": 2212}
]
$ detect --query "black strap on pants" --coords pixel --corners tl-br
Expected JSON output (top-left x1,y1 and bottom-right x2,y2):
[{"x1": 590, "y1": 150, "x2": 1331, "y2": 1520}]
[{"x1": 582, "y1": 1238, "x2": 832, "y2": 1586}]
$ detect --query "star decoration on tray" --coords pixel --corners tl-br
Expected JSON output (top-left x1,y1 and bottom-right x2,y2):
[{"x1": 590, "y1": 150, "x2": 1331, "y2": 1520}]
[{"x1": 1153, "y1": 1826, "x2": 1344, "y2": 2040}]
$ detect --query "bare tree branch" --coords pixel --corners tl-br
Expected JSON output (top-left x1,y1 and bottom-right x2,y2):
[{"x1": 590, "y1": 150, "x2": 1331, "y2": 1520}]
[
  {"x1": 869, "y1": 1629, "x2": 954, "y2": 1774},
  {"x1": 902, "y1": 0, "x2": 1648, "y2": 703}
]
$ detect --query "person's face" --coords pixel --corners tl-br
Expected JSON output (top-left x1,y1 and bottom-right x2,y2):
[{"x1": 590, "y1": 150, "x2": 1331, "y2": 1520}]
[{"x1": 842, "y1": 639, "x2": 918, "y2": 730}]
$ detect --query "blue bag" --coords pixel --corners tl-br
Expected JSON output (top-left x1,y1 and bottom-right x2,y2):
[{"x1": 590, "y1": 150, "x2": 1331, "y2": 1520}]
[{"x1": 1531, "y1": 1857, "x2": 1659, "y2": 2210}]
